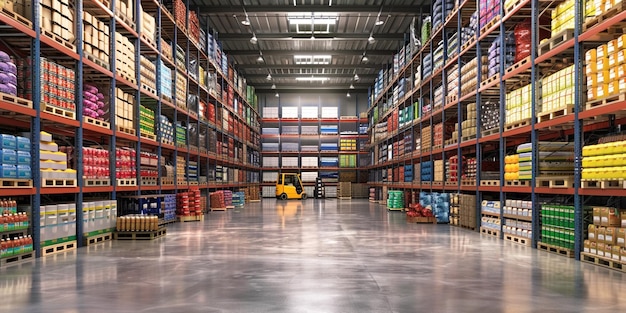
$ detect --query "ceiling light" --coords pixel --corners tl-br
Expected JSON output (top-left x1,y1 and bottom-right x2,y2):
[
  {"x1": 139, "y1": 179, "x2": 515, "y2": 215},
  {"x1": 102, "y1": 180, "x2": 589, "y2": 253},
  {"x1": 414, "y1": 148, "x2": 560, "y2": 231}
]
[
  {"x1": 294, "y1": 54, "x2": 332, "y2": 65},
  {"x1": 250, "y1": 34, "x2": 258, "y2": 44},
  {"x1": 353, "y1": 74, "x2": 360, "y2": 81},
  {"x1": 266, "y1": 73, "x2": 272, "y2": 80},
  {"x1": 271, "y1": 84, "x2": 276, "y2": 89},
  {"x1": 368, "y1": 36, "x2": 376, "y2": 44},
  {"x1": 349, "y1": 84, "x2": 355, "y2": 89},
  {"x1": 241, "y1": 19, "x2": 251, "y2": 26},
  {"x1": 256, "y1": 55, "x2": 264, "y2": 62},
  {"x1": 362, "y1": 55, "x2": 369, "y2": 62},
  {"x1": 295, "y1": 77, "x2": 329, "y2": 82},
  {"x1": 375, "y1": 20, "x2": 384, "y2": 26},
  {"x1": 288, "y1": 12, "x2": 338, "y2": 25},
  {"x1": 346, "y1": 92, "x2": 351, "y2": 98},
  {"x1": 275, "y1": 92, "x2": 280, "y2": 97}
]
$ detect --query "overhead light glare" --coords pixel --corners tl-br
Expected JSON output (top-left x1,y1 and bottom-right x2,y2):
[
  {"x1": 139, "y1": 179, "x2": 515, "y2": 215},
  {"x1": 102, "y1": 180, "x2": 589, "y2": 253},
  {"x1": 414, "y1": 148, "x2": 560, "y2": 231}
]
[
  {"x1": 346, "y1": 92, "x2": 351, "y2": 98},
  {"x1": 375, "y1": 20, "x2": 384, "y2": 26},
  {"x1": 256, "y1": 55, "x2": 264, "y2": 62},
  {"x1": 353, "y1": 74, "x2": 360, "y2": 81},
  {"x1": 295, "y1": 77, "x2": 329, "y2": 82},
  {"x1": 288, "y1": 12, "x2": 338, "y2": 25},
  {"x1": 266, "y1": 73, "x2": 272, "y2": 80},
  {"x1": 368, "y1": 35, "x2": 376, "y2": 44},
  {"x1": 349, "y1": 84, "x2": 355, "y2": 89},
  {"x1": 362, "y1": 55, "x2": 369, "y2": 62},
  {"x1": 271, "y1": 84, "x2": 276, "y2": 89},
  {"x1": 294, "y1": 54, "x2": 332, "y2": 65},
  {"x1": 241, "y1": 19, "x2": 251, "y2": 26},
  {"x1": 275, "y1": 92, "x2": 280, "y2": 97},
  {"x1": 250, "y1": 34, "x2": 258, "y2": 44}
]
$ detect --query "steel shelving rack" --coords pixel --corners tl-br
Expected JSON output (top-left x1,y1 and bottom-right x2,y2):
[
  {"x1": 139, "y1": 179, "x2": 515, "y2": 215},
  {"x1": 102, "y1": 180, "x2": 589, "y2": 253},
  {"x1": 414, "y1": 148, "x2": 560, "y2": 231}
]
[
  {"x1": 0, "y1": 0, "x2": 261, "y2": 263},
  {"x1": 366, "y1": 0, "x2": 626, "y2": 262}
]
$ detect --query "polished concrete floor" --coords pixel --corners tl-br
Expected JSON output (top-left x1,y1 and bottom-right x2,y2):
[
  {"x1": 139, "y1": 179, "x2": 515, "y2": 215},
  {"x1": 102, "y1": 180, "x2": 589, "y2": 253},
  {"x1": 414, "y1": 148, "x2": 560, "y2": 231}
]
[{"x1": 1, "y1": 199, "x2": 625, "y2": 312}]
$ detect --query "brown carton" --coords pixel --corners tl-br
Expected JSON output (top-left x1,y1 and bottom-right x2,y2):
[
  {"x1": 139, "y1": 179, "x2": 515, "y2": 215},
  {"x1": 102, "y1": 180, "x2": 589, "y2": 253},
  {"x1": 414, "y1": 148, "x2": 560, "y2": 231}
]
[
  {"x1": 590, "y1": 241, "x2": 598, "y2": 255},
  {"x1": 622, "y1": 214, "x2": 626, "y2": 228},
  {"x1": 601, "y1": 207, "x2": 621, "y2": 227},
  {"x1": 597, "y1": 243, "x2": 606, "y2": 256},
  {"x1": 584, "y1": 240, "x2": 591, "y2": 253},
  {"x1": 612, "y1": 246, "x2": 621, "y2": 261},
  {"x1": 606, "y1": 227, "x2": 617, "y2": 245},
  {"x1": 618, "y1": 228, "x2": 626, "y2": 247},
  {"x1": 593, "y1": 207, "x2": 602, "y2": 225},
  {"x1": 622, "y1": 247, "x2": 626, "y2": 261},
  {"x1": 588, "y1": 224, "x2": 597, "y2": 242},
  {"x1": 597, "y1": 227, "x2": 606, "y2": 243}
]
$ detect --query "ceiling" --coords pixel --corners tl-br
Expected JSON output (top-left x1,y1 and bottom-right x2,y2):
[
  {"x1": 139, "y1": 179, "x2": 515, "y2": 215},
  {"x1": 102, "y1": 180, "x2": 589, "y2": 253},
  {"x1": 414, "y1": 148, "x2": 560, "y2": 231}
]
[{"x1": 191, "y1": 0, "x2": 429, "y2": 93}]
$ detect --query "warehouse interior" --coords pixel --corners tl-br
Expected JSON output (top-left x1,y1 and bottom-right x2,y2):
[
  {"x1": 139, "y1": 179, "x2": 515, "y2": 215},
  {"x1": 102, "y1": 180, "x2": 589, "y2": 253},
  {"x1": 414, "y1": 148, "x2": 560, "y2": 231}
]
[{"x1": 1, "y1": 0, "x2": 626, "y2": 311}]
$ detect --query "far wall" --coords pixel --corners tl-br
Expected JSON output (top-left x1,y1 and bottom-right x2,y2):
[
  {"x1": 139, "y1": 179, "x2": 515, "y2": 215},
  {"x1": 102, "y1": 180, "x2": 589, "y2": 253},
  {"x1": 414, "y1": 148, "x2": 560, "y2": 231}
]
[{"x1": 258, "y1": 92, "x2": 369, "y2": 117}]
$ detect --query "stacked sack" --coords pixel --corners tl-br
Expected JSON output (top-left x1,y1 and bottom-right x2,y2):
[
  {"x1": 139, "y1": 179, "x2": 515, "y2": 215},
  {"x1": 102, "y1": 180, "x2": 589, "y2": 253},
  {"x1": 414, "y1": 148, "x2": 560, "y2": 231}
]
[
  {"x1": 487, "y1": 32, "x2": 516, "y2": 78},
  {"x1": 0, "y1": 51, "x2": 18, "y2": 96},
  {"x1": 432, "y1": 0, "x2": 455, "y2": 30},
  {"x1": 83, "y1": 84, "x2": 107, "y2": 121}
]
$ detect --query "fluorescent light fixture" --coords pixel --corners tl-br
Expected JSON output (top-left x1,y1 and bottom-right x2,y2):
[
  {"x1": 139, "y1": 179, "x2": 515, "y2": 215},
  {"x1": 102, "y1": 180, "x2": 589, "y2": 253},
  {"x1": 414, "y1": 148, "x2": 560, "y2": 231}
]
[
  {"x1": 353, "y1": 74, "x2": 360, "y2": 81},
  {"x1": 288, "y1": 12, "x2": 338, "y2": 25},
  {"x1": 294, "y1": 55, "x2": 332, "y2": 65},
  {"x1": 256, "y1": 55, "x2": 264, "y2": 62},
  {"x1": 295, "y1": 77, "x2": 329, "y2": 82},
  {"x1": 349, "y1": 84, "x2": 355, "y2": 89},
  {"x1": 368, "y1": 35, "x2": 376, "y2": 44},
  {"x1": 346, "y1": 92, "x2": 351, "y2": 97},
  {"x1": 362, "y1": 55, "x2": 369, "y2": 62},
  {"x1": 241, "y1": 19, "x2": 251, "y2": 26},
  {"x1": 275, "y1": 92, "x2": 280, "y2": 97},
  {"x1": 375, "y1": 19, "x2": 384, "y2": 26},
  {"x1": 266, "y1": 73, "x2": 272, "y2": 80},
  {"x1": 250, "y1": 34, "x2": 258, "y2": 44},
  {"x1": 271, "y1": 84, "x2": 276, "y2": 89}
]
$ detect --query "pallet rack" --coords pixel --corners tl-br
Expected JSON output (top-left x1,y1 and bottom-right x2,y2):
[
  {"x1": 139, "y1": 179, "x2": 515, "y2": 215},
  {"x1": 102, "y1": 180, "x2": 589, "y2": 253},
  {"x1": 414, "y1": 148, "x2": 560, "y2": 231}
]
[
  {"x1": 366, "y1": 0, "x2": 626, "y2": 262},
  {"x1": 259, "y1": 94, "x2": 369, "y2": 198},
  {"x1": 0, "y1": 0, "x2": 261, "y2": 262}
]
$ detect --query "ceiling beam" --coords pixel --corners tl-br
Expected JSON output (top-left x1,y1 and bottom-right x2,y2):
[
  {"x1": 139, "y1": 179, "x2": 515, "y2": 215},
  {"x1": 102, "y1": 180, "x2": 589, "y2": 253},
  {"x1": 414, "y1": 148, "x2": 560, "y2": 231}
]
[
  {"x1": 235, "y1": 64, "x2": 381, "y2": 70},
  {"x1": 246, "y1": 73, "x2": 376, "y2": 79},
  {"x1": 216, "y1": 33, "x2": 407, "y2": 41},
  {"x1": 226, "y1": 49, "x2": 395, "y2": 56},
  {"x1": 253, "y1": 85, "x2": 371, "y2": 92},
  {"x1": 197, "y1": 5, "x2": 428, "y2": 15}
]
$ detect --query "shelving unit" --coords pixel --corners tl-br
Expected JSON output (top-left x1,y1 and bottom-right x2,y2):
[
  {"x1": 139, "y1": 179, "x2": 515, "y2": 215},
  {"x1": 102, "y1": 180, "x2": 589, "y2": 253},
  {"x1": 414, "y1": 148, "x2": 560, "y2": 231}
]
[
  {"x1": 366, "y1": 0, "x2": 626, "y2": 263},
  {"x1": 0, "y1": 0, "x2": 261, "y2": 264},
  {"x1": 259, "y1": 94, "x2": 368, "y2": 198}
]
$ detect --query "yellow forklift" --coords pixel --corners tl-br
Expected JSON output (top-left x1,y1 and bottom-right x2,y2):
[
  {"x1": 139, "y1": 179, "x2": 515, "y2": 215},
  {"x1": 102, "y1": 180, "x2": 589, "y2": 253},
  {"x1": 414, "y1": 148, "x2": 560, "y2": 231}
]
[{"x1": 276, "y1": 173, "x2": 307, "y2": 200}]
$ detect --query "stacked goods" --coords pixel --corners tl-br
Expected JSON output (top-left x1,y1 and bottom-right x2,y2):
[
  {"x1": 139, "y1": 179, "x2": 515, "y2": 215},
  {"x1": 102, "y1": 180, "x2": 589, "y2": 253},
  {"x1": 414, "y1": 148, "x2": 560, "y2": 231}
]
[
  {"x1": 585, "y1": 38, "x2": 626, "y2": 102},
  {"x1": 406, "y1": 202, "x2": 435, "y2": 219},
  {"x1": 176, "y1": 156, "x2": 185, "y2": 182},
  {"x1": 115, "y1": 32, "x2": 136, "y2": 81},
  {"x1": 140, "y1": 8, "x2": 156, "y2": 43},
  {"x1": 163, "y1": 194, "x2": 176, "y2": 222},
  {"x1": 139, "y1": 105, "x2": 155, "y2": 138},
  {"x1": 159, "y1": 115, "x2": 175, "y2": 144},
  {"x1": 281, "y1": 157, "x2": 298, "y2": 168},
  {"x1": 223, "y1": 190, "x2": 233, "y2": 207},
  {"x1": 1, "y1": 236, "x2": 33, "y2": 258},
  {"x1": 459, "y1": 194, "x2": 478, "y2": 228},
  {"x1": 320, "y1": 124, "x2": 338, "y2": 134},
  {"x1": 505, "y1": 84, "x2": 532, "y2": 126},
  {"x1": 139, "y1": 56, "x2": 157, "y2": 92},
  {"x1": 40, "y1": 133, "x2": 76, "y2": 182},
  {"x1": 504, "y1": 154, "x2": 520, "y2": 180},
  {"x1": 161, "y1": 40, "x2": 173, "y2": 62},
  {"x1": 460, "y1": 56, "x2": 489, "y2": 95},
  {"x1": 541, "y1": 204, "x2": 582, "y2": 250},
  {"x1": 116, "y1": 215, "x2": 159, "y2": 232},
  {"x1": 433, "y1": 41, "x2": 445, "y2": 71},
  {"x1": 503, "y1": 200, "x2": 533, "y2": 238},
  {"x1": 421, "y1": 160, "x2": 433, "y2": 181},
  {"x1": 0, "y1": 199, "x2": 28, "y2": 231},
  {"x1": 481, "y1": 200, "x2": 501, "y2": 231},
  {"x1": 176, "y1": 192, "x2": 190, "y2": 216},
  {"x1": 550, "y1": 0, "x2": 575, "y2": 36},
  {"x1": 582, "y1": 138, "x2": 626, "y2": 181},
  {"x1": 541, "y1": 65, "x2": 575, "y2": 114},
  {"x1": 339, "y1": 154, "x2": 356, "y2": 168},
  {"x1": 480, "y1": 101, "x2": 500, "y2": 133},
  {"x1": 175, "y1": 70, "x2": 187, "y2": 107},
  {"x1": 447, "y1": 156, "x2": 463, "y2": 182},
  {"x1": 433, "y1": 85, "x2": 444, "y2": 109},
  {"x1": 281, "y1": 142, "x2": 298, "y2": 152},
  {"x1": 82, "y1": 11, "x2": 110, "y2": 64},
  {"x1": 460, "y1": 12, "x2": 478, "y2": 46},
  {"x1": 421, "y1": 125, "x2": 432, "y2": 152},
  {"x1": 320, "y1": 157, "x2": 339, "y2": 167},
  {"x1": 17, "y1": 0, "x2": 75, "y2": 44},
  {"x1": 399, "y1": 104, "x2": 415, "y2": 128},
  {"x1": 232, "y1": 192, "x2": 245, "y2": 208},
  {"x1": 61, "y1": 147, "x2": 109, "y2": 180},
  {"x1": 320, "y1": 142, "x2": 338, "y2": 151},
  {"x1": 175, "y1": 46, "x2": 186, "y2": 71},
  {"x1": 176, "y1": 124, "x2": 186, "y2": 145},
  {"x1": 338, "y1": 182, "x2": 352, "y2": 198},
  {"x1": 420, "y1": 192, "x2": 450, "y2": 223},
  {"x1": 434, "y1": 160, "x2": 444, "y2": 182},
  {"x1": 0, "y1": 134, "x2": 30, "y2": 179},
  {"x1": 421, "y1": 16, "x2": 432, "y2": 45},
  {"x1": 300, "y1": 171, "x2": 318, "y2": 182},
  {"x1": 340, "y1": 139, "x2": 357, "y2": 151},
  {"x1": 422, "y1": 52, "x2": 433, "y2": 78},
  {"x1": 156, "y1": 60, "x2": 173, "y2": 100},
  {"x1": 188, "y1": 188, "x2": 201, "y2": 214},
  {"x1": 374, "y1": 122, "x2": 387, "y2": 141},
  {"x1": 139, "y1": 152, "x2": 158, "y2": 179},
  {"x1": 164, "y1": 0, "x2": 187, "y2": 28},
  {"x1": 0, "y1": 51, "x2": 17, "y2": 96},
  {"x1": 19, "y1": 58, "x2": 76, "y2": 113},
  {"x1": 82, "y1": 84, "x2": 107, "y2": 122},
  {"x1": 82, "y1": 200, "x2": 117, "y2": 234},
  {"x1": 40, "y1": 202, "x2": 78, "y2": 244},
  {"x1": 387, "y1": 190, "x2": 404, "y2": 210},
  {"x1": 515, "y1": 141, "x2": 574, "y2": 180},
  {"x1": 432, "y1": 0, "x2": 454, "y2": 30},
  {"x1": 262, "y1": 156, "x2": 279, "y2": 168},
  {"x1": 189, "y1": 10, "x2": 201, "y2": 43},
  {"x1": 487, "y1": 33, "x2": 516, "y2": 78},
  {"x1": 447, "y1": 63, "x2": 460, "y2": 96},
  {"x1": 479, "y1": 0, "x2": 500, "y2": 30},
  {"x1": 115, "y1": 148, "x2": 135, "y2": 180},
  {"x1": 404, "y1": 164, "x2": 414, "y2": 182},
  {"x1": 584, "y1": 207, "x2": 625, "y2": 262},
  {"x1": 514, "y1": 19, "x2": 548, "y2": 61},
  {"x1": 115, "y1": 88, "x2": 135, "y2": 132},
  {"x1": 447, "y1": 32, "x2": 459, "y2": 58},
  {"x1": 433, "y1": 123, "x2": 449, "y2": 147},
  {"x1": 465, "y1": 157, "x2": 477, "y2": 179},
  {"x1": 584, "y1": 0, "x2": 619, "y2": 23}
]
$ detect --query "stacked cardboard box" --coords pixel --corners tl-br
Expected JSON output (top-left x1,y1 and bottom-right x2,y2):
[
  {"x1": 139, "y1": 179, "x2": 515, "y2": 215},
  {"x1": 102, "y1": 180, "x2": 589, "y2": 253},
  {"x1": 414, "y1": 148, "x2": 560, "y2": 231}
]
[
  {"x1": 82, "y1": 11, "x2": 110, "y2": 64},
  {"x1": 584, "y1": 207, "x2": 626, "y2": 262},
  {"x1": 115, "y1": 88, "x2": 135, "y2": 132},
  {"x1": 115, "y1": 32, "x2": 136, "y2": 81},
  {"x1": 17, "y1": 0, "x2": 75, "y2": 45},
  {"x1": 139, "y1": 56, "x2": 157, "y2": 92}
]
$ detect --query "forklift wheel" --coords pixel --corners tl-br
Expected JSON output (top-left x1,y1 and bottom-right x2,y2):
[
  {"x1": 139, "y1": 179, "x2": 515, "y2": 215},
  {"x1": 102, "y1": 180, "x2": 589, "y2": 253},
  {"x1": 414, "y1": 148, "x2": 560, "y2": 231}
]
[
  {"x1": 279, "y1": 193, "x2": 287, "y2": 200},
  {"x1": 301, "y1": 193, "x2": 307, "y2": 200}
]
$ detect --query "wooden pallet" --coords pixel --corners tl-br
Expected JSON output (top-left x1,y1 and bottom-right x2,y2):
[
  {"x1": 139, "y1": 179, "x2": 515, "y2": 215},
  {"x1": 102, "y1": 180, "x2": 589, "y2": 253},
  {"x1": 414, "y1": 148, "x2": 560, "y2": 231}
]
[
  {"x1": 84, "y1": 116, "x2": 110, "y2": 129},
  {"x1": 584, "y1": 2, "x2": 626, "y2": 31},
  {"x1": 480, "y1": 180, "x2": 500, "y2": 186},
  {"x1": 480, "y1": 227, "x2": 500, "y2": 237},
  {"x1": 537, "y1": 105, "x2": 575, "y2": 123},
  {"x1": 84, "y1": 50, "x2": 110, "y2": 70},
  {"x1": 43, "y1": 103, "x2": 76, "y2": 120},
  {"x1": 407, "y1": 216, "x2": 437, "y2": 224},
  {"x1": 141, "y1": 177, "x2": 158, "y2": 186},
  {"x1": 480, "y1": 74, "x2": 500, "y2": 88},
  {"x1": 337, "y1": 196, "x2": 352, "y2": 200},
  {"x1": 119, "y1": 72, "x2": 137, "y2": 85},
  {"x1": 581, "y1": 180, "x2": 601, "y2": 189},
  {"x1": 42, "y1": 178, "x2": 77, "y2": 187},
  {"x1": 461, "y1": 179, "x2": 477, "y2": 186},
  {"x1": 248, "y1": 199, "x2": 261, "y2": 203},
  {"x1": 41, "y1": 29, "x2": 75, "y2": 51},
  {"x1": 535, "y1": 176, "x2": 574, "y2": 188},
  {"x1": 445, "y1": 181, "x2": 458, "y2": 187},
  {"x1": 0, "y1": 178, "x2": 32, "y2": 188},
  {"x1": 0, "y1": 6, "x2": 33, "y2": 29},
  {"x1": 505, "y1": 180, "x2": 531, "y2": 187},
  {"x1": 116, "y1": 178, "x2": 137, "y2": 187},
  {"x1": 116, "y1": 125, "x2": 136, "y2": 136},
  {"x1": 41, "y1": 241, "x2": 77, "y2": 257},
  {"x1": 432, "y1": 181, "x2": 443, "y2": 186},
  {"x1": 0, "y1": 251, "x2": 34, "y2": 267},
  {"x1": 211, "y1": 207, "x2": 228, "y2": 211},
  {"x1": 479, "y1": 15, "x2": 500, "y2": 35},
  {"x1": 445, "y1": 94, "x2": 458, "y2": 105},
  {"x1": 141, "y1": 83, "x2": 157, "y2": 96},
  {"x1": 505, "y1": 118, "x2": 531, "y2": 130},
  {"x1": 160, "y1": 178, "x2": 174, "y2": 185},
  {"x1": 84, "y1": 232, "x2": 113, "y2": 246},
  {"x1": 116, "y1": 12, "x2": 136, "y2": 30},
  {"x1": 504, "y1": 233, "x2": 532, "y2": 246},
  {"x1": 505, "y1": 56, "x2": 531, "y2": 75},
  {"x1": 84, "y1": 178, "x2": 111, "y2": 187},
  {"x1": 177, "y1": 214, "x2": 204, "y2": 222},
  {"x1": 0, "y1": 92, "x2": 32, "y2": 108},
  {"x1": 538, "y1": 29, "x2": 574, "y2": 56},
  {"x1": 461, "y1": 134, "x2": 477, "y2": 142},
  {"x1": 586, "y1": 93, "x2": 626, "y2": 111},
  {"x1": 140, "y1": 32, "x2": 157, "y2": 49},
  {"x1": 504, "y1": 0, "x2": 526, "y2": 16},
  {"x1": 460, "y1": 225, "x2": 477, "y2": 231},
  {"x1": 445, "y1": 137, "x2": 458, "y2": 146},
  {"x1": 114, "y1": 227, "x2": 166, "y2": 240},
  {"x1": 580, "y1": 252, "x2": 626, "y2": 272},
  {"x1": 537, "y1": 241, "x2": 574, "y2": 258},
  {"x1": 140, "y1": 132, "x2": 157, "y2": 141},
  {"x1": 226, "y1": 205, "x2": 235, "y2": 209}
]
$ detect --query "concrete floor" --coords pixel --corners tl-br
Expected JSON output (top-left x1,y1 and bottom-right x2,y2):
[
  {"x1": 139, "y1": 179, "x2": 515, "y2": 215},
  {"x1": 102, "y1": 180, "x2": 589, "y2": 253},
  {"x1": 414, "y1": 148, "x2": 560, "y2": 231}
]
[{"x1": 1, "y1": 199, "x2": 625, "y2": 313}]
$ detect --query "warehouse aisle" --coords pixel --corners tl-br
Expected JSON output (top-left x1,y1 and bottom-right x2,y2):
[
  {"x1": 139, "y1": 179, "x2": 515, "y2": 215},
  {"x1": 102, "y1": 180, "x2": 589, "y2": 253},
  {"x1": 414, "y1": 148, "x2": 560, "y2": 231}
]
[{"x1": 1, "y1": 199, "x2": 625, "y2": 313}]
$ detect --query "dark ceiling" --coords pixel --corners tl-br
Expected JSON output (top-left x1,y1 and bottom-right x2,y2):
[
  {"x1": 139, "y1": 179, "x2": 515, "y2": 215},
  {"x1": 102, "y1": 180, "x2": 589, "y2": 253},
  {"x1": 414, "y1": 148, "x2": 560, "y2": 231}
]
[{"x1": 191, "y1": 0, "x2": 429, "y2": 93}]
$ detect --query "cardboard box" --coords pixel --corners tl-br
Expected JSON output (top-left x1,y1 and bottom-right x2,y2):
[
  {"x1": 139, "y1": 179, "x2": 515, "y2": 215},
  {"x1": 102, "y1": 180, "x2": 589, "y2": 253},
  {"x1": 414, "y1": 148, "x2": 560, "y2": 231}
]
[
  {"x1": 597, "y1": 227, "x2": 606, "y2": 243},
  {"x1": 606, "y1": 227, "x2": 617, "y2": 245},
  {"x1": 622, "y1": 247, "x2": 626, "y2": 261},
  {"x1": 584, "y1": 240, "x2": 591, "y2": 253},
  {"x1": 618, "y1": 228, "x2": 626, "y2": 247},
  {"x1": 612, "y1": 245, "x2": 621, "y2": 261},
  {"x1": 593, "y1": 207, "x2": 601, "y2": 225},
  {"x1": 590, "y1": 241, "x2": 597, "y2": 255},
  {"x1": 600, "y1": 207, "x2": 621, "y2": 227},
  {"x1": 597, "y1": 243, "x2": 605, "y2": 256}
]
